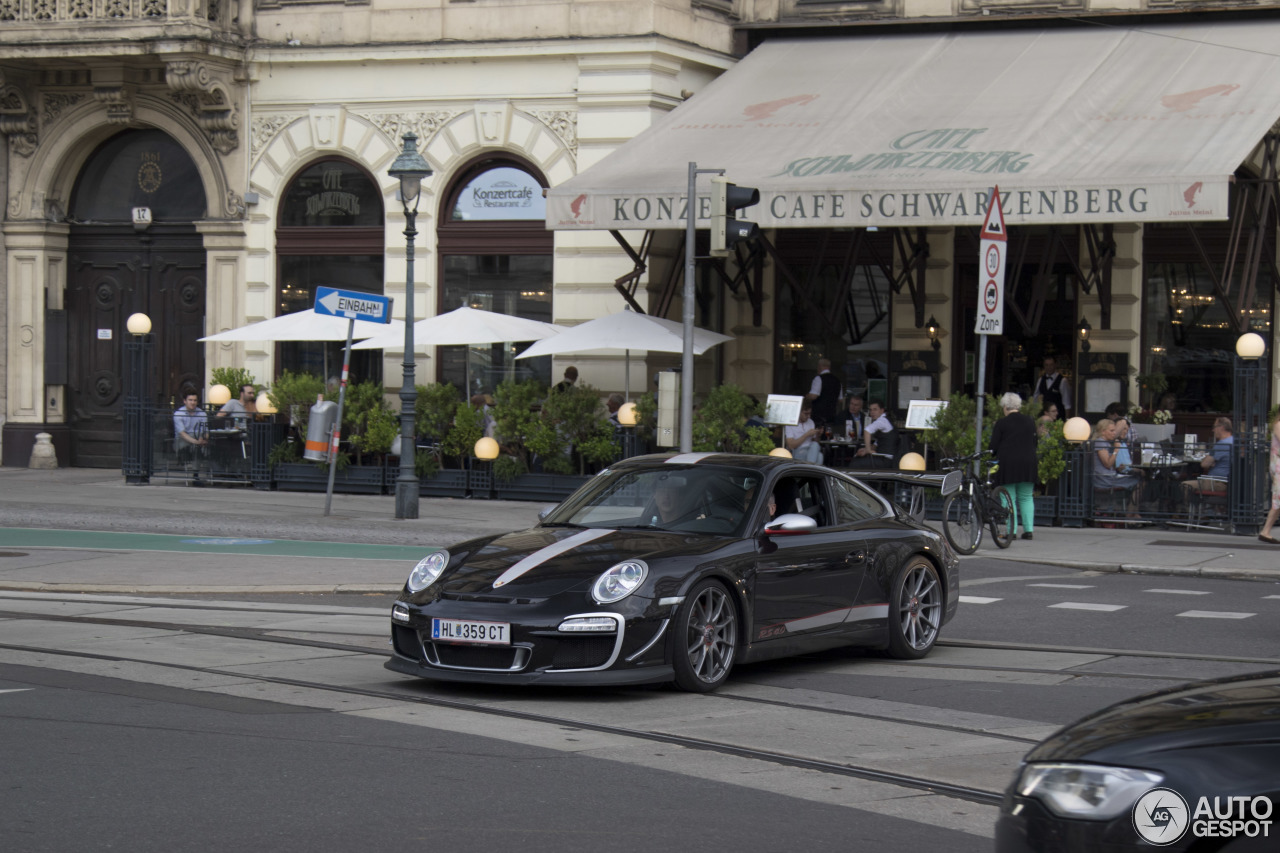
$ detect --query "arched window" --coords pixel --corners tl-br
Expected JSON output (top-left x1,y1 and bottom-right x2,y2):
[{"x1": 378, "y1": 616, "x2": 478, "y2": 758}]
[
  {"x1": 276, "y1": 158, "x2": 384, "y2": 382},
  {"x1": 436, "y1": 158, "x2": 552, "y2": 393}
]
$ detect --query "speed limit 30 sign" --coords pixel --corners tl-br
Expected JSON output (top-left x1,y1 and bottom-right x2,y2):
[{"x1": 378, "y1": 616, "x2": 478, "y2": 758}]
[{"x1": 976, "y1": 187, "x2": 1006, "y2": 336}]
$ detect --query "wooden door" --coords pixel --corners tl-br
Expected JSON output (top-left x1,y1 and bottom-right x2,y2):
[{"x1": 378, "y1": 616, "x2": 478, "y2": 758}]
[{"x1": 67, "y1": 225, "x2": 205, "y2": 467}]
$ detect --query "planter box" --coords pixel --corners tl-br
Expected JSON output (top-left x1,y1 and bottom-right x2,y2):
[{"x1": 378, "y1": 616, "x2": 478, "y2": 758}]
[
  {"x1": 418, "y1": 468, "x2": 470, "y2": 498},
  {"x1": 274, "y1": 462, "x2": 386, "y2": 494},
  {"x1": 493, "y1": 473, "x2": 591, "y2": 502},
  {"x1": 1033, "y1": 495, "x2": 1058, "y2": 526}
]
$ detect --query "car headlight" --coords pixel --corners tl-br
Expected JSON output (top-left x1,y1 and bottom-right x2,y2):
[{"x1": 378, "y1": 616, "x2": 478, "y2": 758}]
[
  {"x1": 1017, "y1": 762, "x2": 1164, "y2": 819},
  {"x1": 407, "y1": 550, "x2": 449, "y2": 593},
  {"x1": 591, "y1": 560, "x2": 648, "y2": 604}
]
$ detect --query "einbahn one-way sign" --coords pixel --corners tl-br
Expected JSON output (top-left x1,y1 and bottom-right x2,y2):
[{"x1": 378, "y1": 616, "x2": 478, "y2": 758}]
[
  {"x1": 314, "y1": 286, "x2": 392, "y2": 324},
  {"x1": 975, "y1": 187, "x2": 1006, "y2": 336}
]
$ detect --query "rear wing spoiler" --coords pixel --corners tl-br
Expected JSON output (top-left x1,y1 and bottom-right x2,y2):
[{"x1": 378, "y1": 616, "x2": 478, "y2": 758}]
[{"x1": 848, "y1": 470, "x2": 962, "y2": 497}]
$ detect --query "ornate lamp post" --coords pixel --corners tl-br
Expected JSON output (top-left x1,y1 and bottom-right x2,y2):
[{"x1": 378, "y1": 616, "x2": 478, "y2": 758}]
[
  {"x1": 1232, "y1": 331, "x2": 1268, "y2": 532},
  {"x1": 388, "y1": 133, "x2": 433, "y2": 520},
  {"x1": 123, "y1": 312, "x2": 153, "y2": 485}
]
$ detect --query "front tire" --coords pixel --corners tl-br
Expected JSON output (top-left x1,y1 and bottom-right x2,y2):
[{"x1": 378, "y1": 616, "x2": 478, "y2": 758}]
[
  {"x1": 942, "y1": 489, "x2": 981, "y2": 555},
  {"x1": 886, "y1": 557, "x2": 944, "y2": 660},
  {"x1": 990, "y1": 486, "x2": 1016, "y2": 549},
  {"x1": 672, "y1": 579, "x2": 738, "y2": 692}
]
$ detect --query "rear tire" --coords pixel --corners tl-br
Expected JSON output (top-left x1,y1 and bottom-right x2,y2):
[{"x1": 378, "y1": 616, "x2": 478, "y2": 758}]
[
  {"x1": 672, "y1": 579, "x2": 738, "y2": 692},
  {"x1": 942, "y1": 489, "x2": 981, "y2": 555},
  {"x1": 886, "y1": 557, "x2": 944, "y2": 659},
  {"x1": 990, "y1": 486, "x2": 1015, "y2": 549}
]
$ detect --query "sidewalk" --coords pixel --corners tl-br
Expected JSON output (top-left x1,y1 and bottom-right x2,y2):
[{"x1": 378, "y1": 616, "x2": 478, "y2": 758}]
[{"x1": 0, "y1": 467, "x2": 1276, "y2": 593}]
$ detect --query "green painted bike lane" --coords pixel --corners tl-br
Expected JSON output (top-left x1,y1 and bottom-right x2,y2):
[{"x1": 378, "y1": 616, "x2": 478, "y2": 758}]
[{"x1": 0, "y1": 528, "x2": 435, "y2": 562}]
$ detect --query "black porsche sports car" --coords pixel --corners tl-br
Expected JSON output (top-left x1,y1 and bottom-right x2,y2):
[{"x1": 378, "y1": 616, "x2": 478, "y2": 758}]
[{"x1": 386, "y1": 453, "x2": 959, "y2": 692}]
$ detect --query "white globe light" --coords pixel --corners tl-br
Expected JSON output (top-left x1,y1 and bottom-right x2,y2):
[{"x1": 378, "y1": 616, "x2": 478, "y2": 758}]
[
  {"x1": 769, "y1": 447, "x2": 792, "y2": 458},
  {"x1": 208, "y1": 384, "x2": 232, "y2": 406},
  {"x1": 1063, "y1": 416, "x2": 1092, "y2": 443},
  {"x1": 256, "y1": 392, "x2": 277, "y2": 414},
  {"x1": 474, "y1": 436, "x2": 500, "y2": 460},
  {"x1": 126, "y1": 313, "x2": 151, "y2": 335},
  {"x1": 1236, "y1": 332, "x2": 1266, "y2": 360},
  {"x1": 899, "y1": 452, "x2": 926, "y2": 471},
  {"x1": 617, "y1": 402, "x2": 637, "y2": 426}
]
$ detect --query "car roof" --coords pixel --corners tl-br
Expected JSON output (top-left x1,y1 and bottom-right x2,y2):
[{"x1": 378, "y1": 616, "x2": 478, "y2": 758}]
[{"x1": 609, "y1": 452, "x2": 824, "y2": 474}]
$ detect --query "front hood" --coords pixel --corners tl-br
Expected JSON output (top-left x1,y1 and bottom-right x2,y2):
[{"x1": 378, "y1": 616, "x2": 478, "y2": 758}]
[
  {"x1": 435, "y1": 526, "x2": 725, "y2": 599},
  {"x1": 1026, "y1": 670, "x2": 1280, "y2": 763}
]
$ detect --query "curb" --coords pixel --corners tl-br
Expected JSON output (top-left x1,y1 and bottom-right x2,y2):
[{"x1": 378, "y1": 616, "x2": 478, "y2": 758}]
[{"x1": 982, "y1": 555, "x2": 1280, "y2": 583}]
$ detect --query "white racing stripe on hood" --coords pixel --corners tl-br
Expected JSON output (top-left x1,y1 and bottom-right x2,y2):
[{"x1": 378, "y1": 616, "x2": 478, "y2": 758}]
[{"x1": 492, "y1": 528, "x2": 613, "y2": 588}]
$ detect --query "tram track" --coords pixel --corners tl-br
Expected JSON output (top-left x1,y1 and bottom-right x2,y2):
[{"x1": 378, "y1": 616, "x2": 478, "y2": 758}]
[{"x1": 3, "y1": 592, "x2": 1276, "y2": 812}]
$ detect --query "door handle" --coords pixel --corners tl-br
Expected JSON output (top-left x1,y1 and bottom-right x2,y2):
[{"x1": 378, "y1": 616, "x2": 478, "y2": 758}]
[{"x1": 845, "y1": 550, "x2": 865, "y2": 565}]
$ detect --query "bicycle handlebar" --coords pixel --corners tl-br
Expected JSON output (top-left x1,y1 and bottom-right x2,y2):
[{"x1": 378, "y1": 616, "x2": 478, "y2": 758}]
[{"x1": 939, "y1": 449, "x2": 993, "y2": 468}]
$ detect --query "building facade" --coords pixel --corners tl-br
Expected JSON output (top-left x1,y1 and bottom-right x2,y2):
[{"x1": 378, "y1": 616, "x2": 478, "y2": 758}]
[{"x1": 1, "y1": 0, "x2": 1276, "y2": 468}]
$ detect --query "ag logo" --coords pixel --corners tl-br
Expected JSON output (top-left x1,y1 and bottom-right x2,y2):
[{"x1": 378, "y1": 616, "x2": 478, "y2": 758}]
[{"x1": 1132, "y1": 787, "x2": 1190, "y2": 845}]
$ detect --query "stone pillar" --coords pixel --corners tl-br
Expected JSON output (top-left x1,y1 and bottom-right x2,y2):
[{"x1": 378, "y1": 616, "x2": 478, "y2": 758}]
[
  {"x1": 196, "y1": 219, "x2": 251, "y2": 384},
  {"x1": 4, "y1": 220, "x2": 69, "y2": 427}
]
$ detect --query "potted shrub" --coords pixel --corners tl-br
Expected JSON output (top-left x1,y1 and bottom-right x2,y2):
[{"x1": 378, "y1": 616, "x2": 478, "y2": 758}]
[{"x1": 692, "y1": 384, "x2": 774, "y2": 455}]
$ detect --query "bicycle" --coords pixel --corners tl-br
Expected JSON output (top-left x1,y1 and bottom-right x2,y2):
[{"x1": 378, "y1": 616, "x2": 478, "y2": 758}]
[{"x1": 938, "y1": 450, "x2": 1016, "y2": 554}]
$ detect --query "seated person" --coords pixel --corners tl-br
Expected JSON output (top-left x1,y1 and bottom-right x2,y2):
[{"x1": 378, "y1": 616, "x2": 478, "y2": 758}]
[
  {"x1": 785, "y1": 403, "x2": 824, "y2": 465},
  {"x1": 1092, "y1": 419, "x2": 1142, "y2": 514},
  {"x1": 173, "y1": 389, "x2": 208, "y2": 460},
  {"x1": 1036, "y1": 402, "x2": 1059, "y2": 436},
  {"x1": 851, "y1": 400, "x2": 898, "y2": 469},
  {"x1": 649, "y1": 475, "x2": 702, "y2": 528},
  {"x1": 217, "y1": 383, "x2": 257, "y2": 429},
  {"x1": 841, "y1": 395, "x2": 867, "y2": 441},
  {"x1": 1182, "y1": 417, "x2": 1233, "y2": 501}
]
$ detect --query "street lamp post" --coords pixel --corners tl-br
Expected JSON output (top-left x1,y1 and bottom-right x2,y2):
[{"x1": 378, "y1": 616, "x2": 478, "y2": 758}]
[
  {"x1": 388, "y1": 133, "x2": 433, "y2": 520},
  {"x1": 123, "y1": 312, "x2": 153, "y2": 485},
  {"x1": 1232, "y1": 331, "x2": 1268, "y2": 533}
]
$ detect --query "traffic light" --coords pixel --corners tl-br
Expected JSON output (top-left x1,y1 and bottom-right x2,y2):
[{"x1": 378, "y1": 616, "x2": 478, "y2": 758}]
[{"x1": 710, "y1": 176, "x2": 760, "y2": 257}]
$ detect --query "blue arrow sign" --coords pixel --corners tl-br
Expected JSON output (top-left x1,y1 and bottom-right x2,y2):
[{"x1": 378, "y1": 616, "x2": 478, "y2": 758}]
[{"x1": 314, "y1": 286, "x2": 392, "y2": 323}]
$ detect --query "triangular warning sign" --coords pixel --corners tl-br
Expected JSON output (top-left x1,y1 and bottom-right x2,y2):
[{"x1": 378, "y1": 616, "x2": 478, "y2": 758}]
[{"x1": 980, "y1": 186, "x2": 1006, "y2": 242}]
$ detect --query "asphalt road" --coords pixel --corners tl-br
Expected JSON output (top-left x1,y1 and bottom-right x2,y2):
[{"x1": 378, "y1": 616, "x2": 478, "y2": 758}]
[{"x1": 2, "y1": 551, "x2": 1277, "y2": 851}]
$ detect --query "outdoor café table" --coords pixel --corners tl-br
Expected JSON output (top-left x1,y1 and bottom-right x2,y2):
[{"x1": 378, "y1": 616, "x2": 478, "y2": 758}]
[
  {"x1": 819, "y1": 437, "x2": 862, "y2": 468},
  {"x1": 1131, "y1": 457, "x2": 1189, "y2": 516}
]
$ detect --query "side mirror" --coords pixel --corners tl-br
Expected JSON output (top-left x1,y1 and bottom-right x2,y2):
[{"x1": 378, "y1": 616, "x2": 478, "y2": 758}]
[
  {"x1": 762, "y1": 513, "x2": 817, "y2": 535},
  {"x1": 538, "y1": 504, "x2": 558, "y2": 522}
]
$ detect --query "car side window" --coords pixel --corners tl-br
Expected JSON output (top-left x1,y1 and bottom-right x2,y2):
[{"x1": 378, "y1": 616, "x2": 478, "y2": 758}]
[
  {"x1": 831, "y1": 476, "x2": 887, "y2": 524},
  {"x1": 771, "y1": 475, "x2": 832, "y2": 528}
]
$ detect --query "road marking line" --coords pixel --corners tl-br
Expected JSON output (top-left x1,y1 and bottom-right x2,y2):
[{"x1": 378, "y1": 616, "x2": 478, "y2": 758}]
[
  {"x1": 0, "y1": 688, "x2": 32, "y2": 695},
  {"x1": 1176, "y1": 611, "x2": 1255, "y2": 620},
  {"x1": 1265, "y1": 595, "x2": 1280, "y2": 600},
  {"x1": 1145, "y1": 589, "x2": 1211, "y2": 595},
  {"x1": 1027, "y1": 583, "x2": 1095, "y2": 589},
  {"x1": 958, "y1": 595, "x2": 1002, "y2": 605},
  {"x1": 1049, "y1": 602, "x2": 1128, "y2": 612}
]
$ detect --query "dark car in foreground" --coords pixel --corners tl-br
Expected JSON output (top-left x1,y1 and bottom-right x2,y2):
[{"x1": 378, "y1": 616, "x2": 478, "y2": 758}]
[
  {"x1": 386, "y1": 453, "x2": 958, "y2": 691},
  {"x1": 997, "y1": 670, "x2": 1280, "y2": 852}
]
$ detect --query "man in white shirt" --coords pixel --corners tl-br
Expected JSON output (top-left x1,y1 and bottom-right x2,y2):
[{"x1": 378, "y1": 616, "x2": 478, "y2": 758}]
[
  {"x1": 1033, "y1": 355, "x2": 1072, "y2": 418},
  {"x1": 785, "y1": 403, "x2": 824, "y2": 465},
  {"x1": 853, "y1": 400, "x2": 898, "y2": 469}
]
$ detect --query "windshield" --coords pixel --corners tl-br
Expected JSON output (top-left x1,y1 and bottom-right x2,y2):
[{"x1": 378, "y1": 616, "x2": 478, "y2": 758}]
[{"x1": 544, "y1": 466, "x2": 764, "y2": 536}]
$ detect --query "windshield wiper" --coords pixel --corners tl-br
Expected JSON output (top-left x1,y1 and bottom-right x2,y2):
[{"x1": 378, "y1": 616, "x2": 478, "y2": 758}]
[{"x1": 539, "y1": 521, "x2": 587, "y2": 529}]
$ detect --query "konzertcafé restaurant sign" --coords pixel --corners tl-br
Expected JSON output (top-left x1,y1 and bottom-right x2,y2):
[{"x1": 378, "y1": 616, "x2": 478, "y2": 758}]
[{"x1": 548, "y1": 24, "x2": 1280, "y2": 231}]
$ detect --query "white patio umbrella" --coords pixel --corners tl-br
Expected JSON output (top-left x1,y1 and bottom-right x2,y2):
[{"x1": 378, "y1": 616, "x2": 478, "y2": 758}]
[
  {"x1": 352, "y1": 306, "x2": 565, "y2": 393},
  {"x1": 515, "y1": 310, "x2": 733, "y2": 399},
  {"x1": 351, "y1": 306, "x2": 563, "y2": 350},
  {"x1": 200, "y1": 309, "x2": 406, "y2": 386},
  {"x1": 200, "y1": 308, "x2": 404, "y2": 343}
]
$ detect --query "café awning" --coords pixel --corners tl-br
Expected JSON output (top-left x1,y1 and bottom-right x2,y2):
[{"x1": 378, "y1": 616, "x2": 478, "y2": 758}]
[{"x1": 547, "y1": 21, "x2": 1280, "y2": 231}]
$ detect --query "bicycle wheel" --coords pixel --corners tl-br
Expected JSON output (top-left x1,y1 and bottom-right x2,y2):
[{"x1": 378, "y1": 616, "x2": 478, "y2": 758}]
[
  {"x1": 942, "y1": 489, "x2": 981, "y2": 555},
  {"x1": 989, "y1": 486, "x2": 1016, "y2": 549}
]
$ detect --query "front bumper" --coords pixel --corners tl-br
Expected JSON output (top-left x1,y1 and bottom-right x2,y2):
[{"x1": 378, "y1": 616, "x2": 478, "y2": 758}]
[{"x1": 387, "y1": 595, "x2": 675, "y2": 686}]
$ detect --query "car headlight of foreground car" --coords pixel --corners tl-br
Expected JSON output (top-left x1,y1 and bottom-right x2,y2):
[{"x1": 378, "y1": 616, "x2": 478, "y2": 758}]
[
  {"x1": 1017, "y1": 762, "x2": 1164, "y2": 819},
  {"x1": 407, "y1": 550, "x2": 450, "y2": 593},
  {"x1": 591, "y1": 560, "x2": 648, "y2": 604}
]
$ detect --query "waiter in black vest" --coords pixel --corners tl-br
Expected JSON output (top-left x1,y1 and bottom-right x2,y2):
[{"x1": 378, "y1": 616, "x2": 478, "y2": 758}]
[
  {"x1": 1033, "y1": 355, "x2": 1072, "y2": 419},
  {"x1": 805, "y1": 358, "x2": 842, "y2": 428}
]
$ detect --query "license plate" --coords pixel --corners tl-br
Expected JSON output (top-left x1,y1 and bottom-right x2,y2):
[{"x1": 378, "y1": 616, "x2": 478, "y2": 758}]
[{"x1": 431, "y1": 618, "x2": 511, "y2": 645}]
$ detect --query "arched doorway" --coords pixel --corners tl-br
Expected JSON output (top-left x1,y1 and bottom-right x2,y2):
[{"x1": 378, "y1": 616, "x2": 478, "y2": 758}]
[
  {"x1": 436, "y1": 158, "x2": 552, "y2": 394},
  {"x1": 66, "y1": 129, "x2": 208, "y2": 467},
  {"x1": 275, "y1": 158, "x2": 385, "y2": 384}
]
